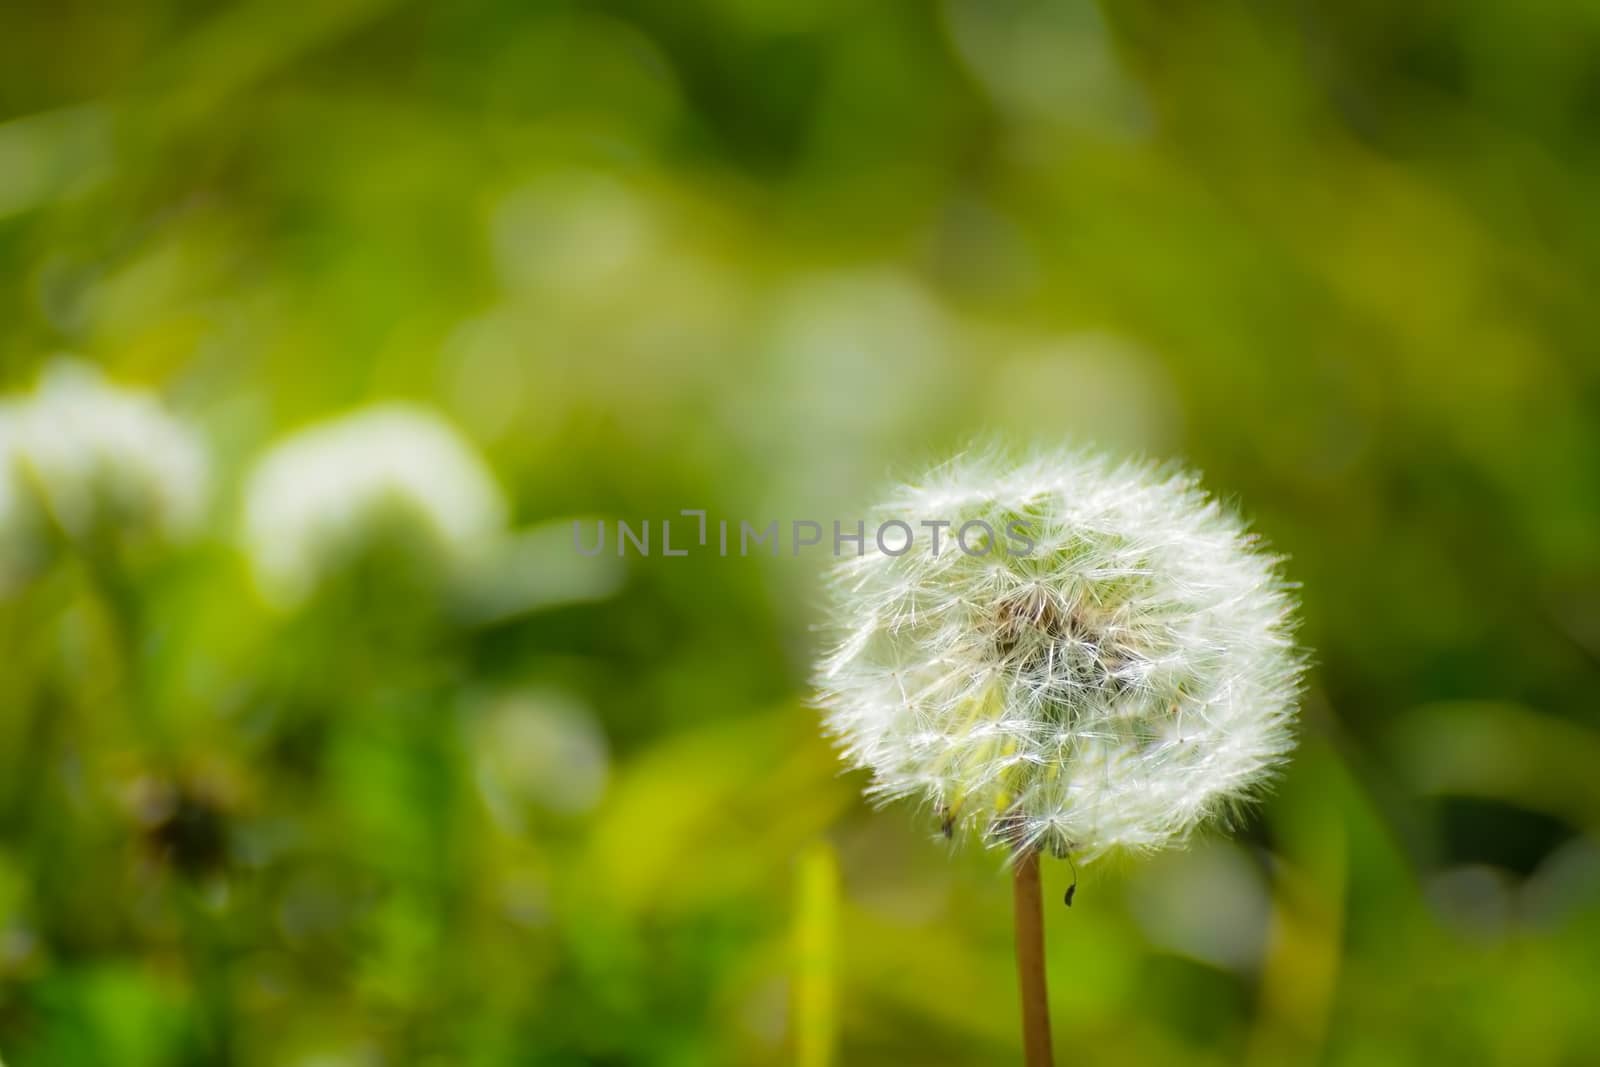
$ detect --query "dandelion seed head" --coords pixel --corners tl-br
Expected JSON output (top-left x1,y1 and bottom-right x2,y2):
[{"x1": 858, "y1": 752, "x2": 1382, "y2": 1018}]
[
  {"x1": 815, "y1": 447, "x2": 1304, "y2": 864},
  {"x1": 0, "y1": 361, "x2": 208, "y2": 590},
  {"x1": 242, "y1": 405, "x2": 506, "y2": 608}
]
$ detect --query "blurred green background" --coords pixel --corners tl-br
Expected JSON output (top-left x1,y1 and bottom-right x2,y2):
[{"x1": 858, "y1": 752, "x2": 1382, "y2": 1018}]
[{"x1": 4, "y1": 1, "x2": 1600, "y2": 1064}]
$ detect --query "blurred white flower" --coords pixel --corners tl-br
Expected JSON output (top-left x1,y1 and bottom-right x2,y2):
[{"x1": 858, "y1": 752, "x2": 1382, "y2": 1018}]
[
  {"x1": 242, "y1": 405, "x2": 506, "y2": 608},
  {"x1": 1128, "y1": 841, "x2": 1271, "y2": 970},
  {"x1": 816, "y1": 447, "x2": 1304, "y2": 864},
  {"x1": 739, "y1": 270, "x2": 956, "y2": 518},
  {"x1": 469, "y1": 689, "x2": 610, "y2": 825},
  {"x1": 0, "y1": 361, "x2": 208, "y2": 588}
]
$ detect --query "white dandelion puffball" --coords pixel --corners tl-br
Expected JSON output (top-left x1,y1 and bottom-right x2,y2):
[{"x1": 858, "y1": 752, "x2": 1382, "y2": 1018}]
[
  {"x1": 0, "y1": 362, "x2": 208, "y2": 570},
  {"x1": 242, "y1": 405, "x2": 507, "y2": 608},
  {"x1": 816, "y1": 449, "x2": 1303, "y2": 864}
]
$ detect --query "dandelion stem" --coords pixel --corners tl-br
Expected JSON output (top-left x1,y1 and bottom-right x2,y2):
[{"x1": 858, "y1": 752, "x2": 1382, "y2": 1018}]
[{"x1": 1013, "y1": 849, "x2": 1054, "y2": 1067}]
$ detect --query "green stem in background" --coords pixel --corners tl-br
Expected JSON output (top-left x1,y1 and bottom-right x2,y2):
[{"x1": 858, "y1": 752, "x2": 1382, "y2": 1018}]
[
  {"x1": 1013, "y1": 849, "x2": 1054, "y2": 1067},
  {"x1": 794, "y1": 841, "x2": 839, "y2": 1067},
  {"x1": 83, "y1": 553, "x2": 234, "y2": 1063}
]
